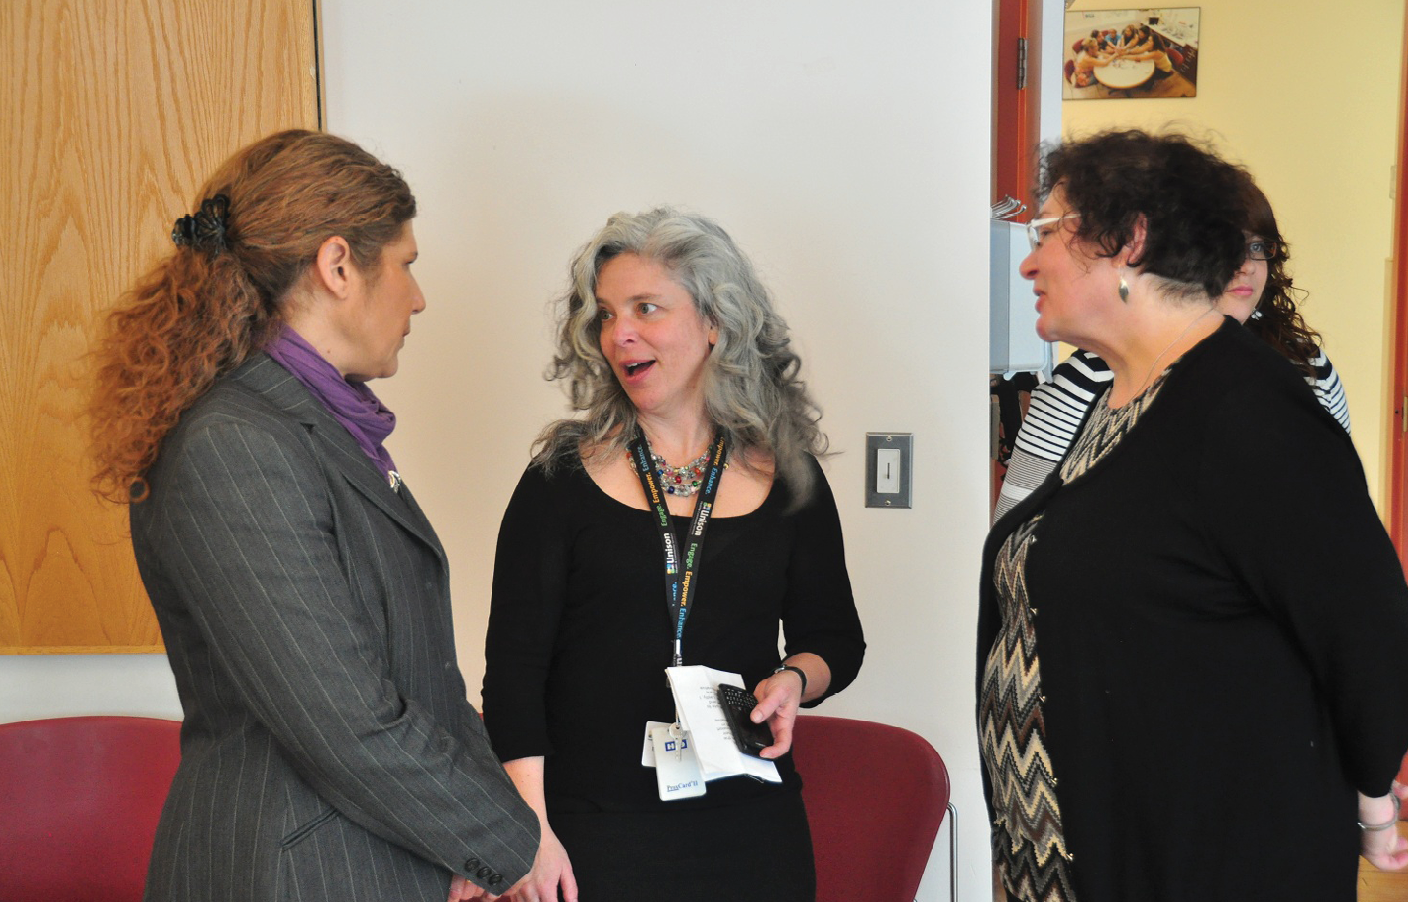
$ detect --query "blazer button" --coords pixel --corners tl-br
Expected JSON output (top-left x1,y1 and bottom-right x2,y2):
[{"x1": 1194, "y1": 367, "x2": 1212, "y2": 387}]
[
  {"x1": 464, "y1": 858, "x2": 480, "y2": 871},
  {"x1": 491, "y1": 873, "x2": 504, "y2": 886},
  {"x1": 477, "y1": 866, "x2": 494, "y2": 880}
]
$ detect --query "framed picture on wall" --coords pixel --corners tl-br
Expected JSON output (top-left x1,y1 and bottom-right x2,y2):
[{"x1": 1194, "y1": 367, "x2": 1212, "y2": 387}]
[{"x1": 1062, "y1": 8, "x2": 1199, "y2": 100}]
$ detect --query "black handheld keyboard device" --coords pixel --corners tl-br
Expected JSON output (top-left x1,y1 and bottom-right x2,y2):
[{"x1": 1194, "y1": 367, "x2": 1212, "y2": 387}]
[{"x1": 717, "y1": 683, "x2": 773, "y2": 756}]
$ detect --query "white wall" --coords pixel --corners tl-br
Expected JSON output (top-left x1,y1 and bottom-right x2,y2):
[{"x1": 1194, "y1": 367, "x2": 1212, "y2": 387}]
[
  {"x1": 316, "y1": 2, "x2": 992, "y2": 900},
  {"x1": 0, "y1": 654, "x2": 180, "y2": 721}
]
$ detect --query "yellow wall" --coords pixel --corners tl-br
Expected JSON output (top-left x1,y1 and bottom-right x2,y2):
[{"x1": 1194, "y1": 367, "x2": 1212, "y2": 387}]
[{"x1": 1062, "y1": 0, "x2": 1405, "y2": 508}]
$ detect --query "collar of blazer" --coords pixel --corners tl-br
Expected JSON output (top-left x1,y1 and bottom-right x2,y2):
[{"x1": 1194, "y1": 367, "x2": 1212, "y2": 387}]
[{"x1": 235, "y1": 354, "x2": 448, "y2": 567}]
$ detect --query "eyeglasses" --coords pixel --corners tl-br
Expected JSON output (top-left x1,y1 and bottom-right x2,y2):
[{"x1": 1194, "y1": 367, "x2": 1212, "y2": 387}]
[
  {"x1": 1025, "y1": 213, "x2": 1080, "y2": 251},
  {"x1": 1246, "y1": 239, "x2": 1278, "y2": 261}
]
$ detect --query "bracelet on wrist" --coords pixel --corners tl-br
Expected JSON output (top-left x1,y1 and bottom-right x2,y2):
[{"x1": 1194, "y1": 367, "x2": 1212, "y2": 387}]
[
  {"x1": 1359, "y1": 792, "x2": 1402, "y2": 832},
  {"x1": 773, "y1": 663, "x2": 808, "y2": 696}
]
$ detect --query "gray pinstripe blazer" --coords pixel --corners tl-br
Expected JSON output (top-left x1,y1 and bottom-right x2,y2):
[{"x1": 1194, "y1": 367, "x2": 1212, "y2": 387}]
[{"x1": 131, "y1": 355, "x2": 539, "y2": 902}]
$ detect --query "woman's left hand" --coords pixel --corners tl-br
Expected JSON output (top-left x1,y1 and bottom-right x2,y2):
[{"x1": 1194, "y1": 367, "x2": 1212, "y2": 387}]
[
  {"x1": 748, "y1": 653, "x2": 831, "y2": 759},
  {"x1": 750, "y1": 670, "x2": 805, "y2": 759},
  {"x1": 1360, "y1": 782, "x2": 1408, "y2": 872}
]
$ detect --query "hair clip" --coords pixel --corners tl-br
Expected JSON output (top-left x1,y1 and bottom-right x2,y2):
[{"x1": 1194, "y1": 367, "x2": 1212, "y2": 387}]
[{"x1": 171, "y1": 193, "x2": 231, "y2": 254}]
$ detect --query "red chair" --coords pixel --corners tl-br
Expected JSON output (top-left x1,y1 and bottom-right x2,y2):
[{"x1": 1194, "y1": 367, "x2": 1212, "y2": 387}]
[
  {"x1": 0, "y1": 716, "x2": 181, "y2": 902},
  {"x1": 1167, "y1": 47, "x2": 1185, "y2": 69},
  {"x1": 791, "y1": 715, "x2": 951, "y2": 902},
  {"x1": 1399, "y1": 751, "x2": 1408, "y2": 820}
]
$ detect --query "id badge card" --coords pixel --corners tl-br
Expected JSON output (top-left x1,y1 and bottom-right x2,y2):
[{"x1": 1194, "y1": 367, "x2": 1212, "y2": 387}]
[{"x1": 648, "y1": 723, "x2": 706, "y2": 801}]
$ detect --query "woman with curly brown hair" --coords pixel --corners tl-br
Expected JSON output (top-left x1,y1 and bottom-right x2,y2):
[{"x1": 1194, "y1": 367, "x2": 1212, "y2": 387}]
[
  {"x1": 1231, "y1": 183, "x2": 1352, "y2": 427},
  {"x1": 981, "y1": 130, "x2": 1408, "y2": 901},
  {"x1": 994, "y1": 177, "x2": 1350, "y2": 520},
  {"x1": 90, "y1": 129, "x2": 538, "y2": 902}
]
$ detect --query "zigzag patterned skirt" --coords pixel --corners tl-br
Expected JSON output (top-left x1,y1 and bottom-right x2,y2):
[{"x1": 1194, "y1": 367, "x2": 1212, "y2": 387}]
[
  {"x1": 980, "y1": 515, "x2": 1078, "y2": 902},
  {"x1": 980, "y1": 370, "x2": 1169, "y2": 902}
]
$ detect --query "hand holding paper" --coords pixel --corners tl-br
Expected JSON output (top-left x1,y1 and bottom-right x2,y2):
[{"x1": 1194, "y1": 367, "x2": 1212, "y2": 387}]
[{"x1": 665, "y1": 665, "x2": 781, "y2": 784}]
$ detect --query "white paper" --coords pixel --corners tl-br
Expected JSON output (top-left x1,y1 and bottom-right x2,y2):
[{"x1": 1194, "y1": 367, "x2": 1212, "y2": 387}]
[{"x1": 665, "y1": 665, "x2": 781, "y2": 783}]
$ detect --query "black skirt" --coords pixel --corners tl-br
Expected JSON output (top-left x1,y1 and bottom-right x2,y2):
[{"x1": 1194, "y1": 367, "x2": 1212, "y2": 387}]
[{"x1": 550, "y1": 787, "x2": 816, "y2": 901}]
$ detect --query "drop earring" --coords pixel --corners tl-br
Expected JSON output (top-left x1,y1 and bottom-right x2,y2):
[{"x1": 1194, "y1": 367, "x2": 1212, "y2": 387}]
[{"x1": 1118, "y1": 277, "x2": 1131, "y2": 302}]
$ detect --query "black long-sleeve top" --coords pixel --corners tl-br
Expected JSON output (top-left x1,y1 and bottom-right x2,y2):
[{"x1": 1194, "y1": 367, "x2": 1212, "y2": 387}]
[{"x1": 484, "y1": 452, "x2": 865, "y2": 813}]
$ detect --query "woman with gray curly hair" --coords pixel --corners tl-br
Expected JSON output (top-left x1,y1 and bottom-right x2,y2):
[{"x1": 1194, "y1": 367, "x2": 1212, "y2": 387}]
[{"x1": 482, "y1": 208, "x2": 865, "y2": 901}]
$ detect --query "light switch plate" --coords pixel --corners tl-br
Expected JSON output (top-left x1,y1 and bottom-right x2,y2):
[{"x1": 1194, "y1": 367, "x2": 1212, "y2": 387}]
[{"x1": 865, "y1": 433, "x2": 913, "y2": 508}]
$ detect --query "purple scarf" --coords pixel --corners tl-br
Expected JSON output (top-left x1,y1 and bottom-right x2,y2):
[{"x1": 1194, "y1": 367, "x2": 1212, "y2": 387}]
[{"x1": 265, "y1": 325, "x2": 399, "y2": 483}]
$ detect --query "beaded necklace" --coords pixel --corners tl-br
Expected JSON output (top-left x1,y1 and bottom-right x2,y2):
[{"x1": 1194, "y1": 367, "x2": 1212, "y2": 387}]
[{"x1": 628, "y1": 447, "x2": 717, "y2": 497}]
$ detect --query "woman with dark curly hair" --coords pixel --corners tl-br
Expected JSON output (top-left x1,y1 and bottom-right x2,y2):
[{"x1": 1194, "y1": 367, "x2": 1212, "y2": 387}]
[
  {"x1": 482, "y1": 208, "x2": 865, "y2": 902},
  {"x1": 90, "y1": 129, "x2": 538, "y2": 902},
  {"x1": 1235, "y1": 184, "x2": 1347, "y2": 404},
  {"x1": 980, "y1": 129, "x2": 1408, "y2": 901},
  {"x1": 994, "y1": 179, "x2": 1350, "y2": 520}
]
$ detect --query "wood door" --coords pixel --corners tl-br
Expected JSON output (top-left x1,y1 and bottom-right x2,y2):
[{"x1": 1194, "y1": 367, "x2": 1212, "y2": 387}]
[{"x1": 0, "y1": 0, "x2": 318, "y2": 652}]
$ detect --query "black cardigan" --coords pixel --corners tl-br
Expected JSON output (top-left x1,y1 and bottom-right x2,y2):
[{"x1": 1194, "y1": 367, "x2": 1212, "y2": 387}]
[{"x1": 979, "y1": 320, "x2": 1408, "y2": 901}]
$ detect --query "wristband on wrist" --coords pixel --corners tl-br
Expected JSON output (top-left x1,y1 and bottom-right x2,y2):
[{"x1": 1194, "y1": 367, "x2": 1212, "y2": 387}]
[
  {"x1": 1359, "y1": 792, "x2": 1402, "y2": 831},
  {"x1": 773, "y1": 663, "x2": 808, "y2": 696}
]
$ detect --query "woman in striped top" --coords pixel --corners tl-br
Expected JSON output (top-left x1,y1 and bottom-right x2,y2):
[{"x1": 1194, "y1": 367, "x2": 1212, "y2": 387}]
[{"x1": 995, "y1": 181, "x2": 1349, "y2": 521}]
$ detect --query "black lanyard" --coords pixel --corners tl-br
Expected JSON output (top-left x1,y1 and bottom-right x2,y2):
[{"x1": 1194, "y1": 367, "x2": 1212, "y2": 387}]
[{"x1": 628, "y1": 430, "x2": 728, "y2": 667}]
